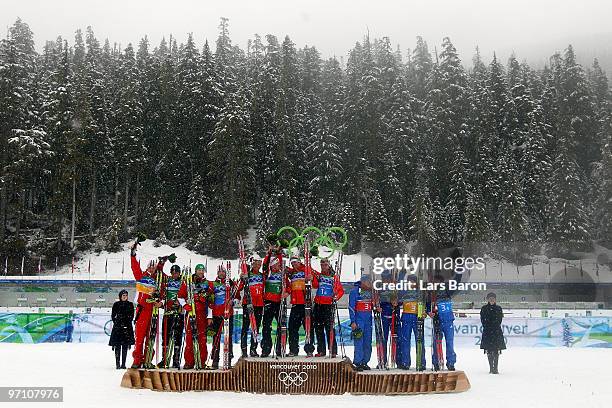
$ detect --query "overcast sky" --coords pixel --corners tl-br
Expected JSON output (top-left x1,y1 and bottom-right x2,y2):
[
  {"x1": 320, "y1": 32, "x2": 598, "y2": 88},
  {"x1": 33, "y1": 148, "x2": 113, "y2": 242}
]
[{"x1": 3, "y1": 0, "x2": 612, "y2": 69}]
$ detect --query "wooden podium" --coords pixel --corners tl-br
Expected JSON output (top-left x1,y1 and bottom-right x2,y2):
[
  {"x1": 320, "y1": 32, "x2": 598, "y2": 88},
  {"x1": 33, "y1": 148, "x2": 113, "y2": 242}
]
[{"x1": 121, "y1": 357, "x2": 470, "y2": 395}]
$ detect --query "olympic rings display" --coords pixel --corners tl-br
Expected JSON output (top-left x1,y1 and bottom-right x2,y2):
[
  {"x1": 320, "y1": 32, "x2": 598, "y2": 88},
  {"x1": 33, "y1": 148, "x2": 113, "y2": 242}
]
[
  {"x1": 278, "y1": 371, "x2": 309, "y2": 387},
  {"x1": 275, "y1": 226, "x2": 348, "y2": 259}
]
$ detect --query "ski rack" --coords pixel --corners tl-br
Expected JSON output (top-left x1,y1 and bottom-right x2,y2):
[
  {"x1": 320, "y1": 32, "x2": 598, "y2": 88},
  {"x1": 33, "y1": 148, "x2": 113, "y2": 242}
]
[{"x1": 121, "y1": 357, "x2": 470, "y2": 395}]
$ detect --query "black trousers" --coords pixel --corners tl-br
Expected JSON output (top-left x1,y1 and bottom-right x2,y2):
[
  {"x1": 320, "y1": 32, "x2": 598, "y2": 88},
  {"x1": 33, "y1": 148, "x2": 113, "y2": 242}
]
[
  {"x1": 114, "y1": 344, "x2": 129, "y2": 368},
  {"x1": 240, "y1": 304, "x2": 263, "y2": 353},
  {"x1": 288, "y1": 304, "x2": 315, "y2": 355},
  {"x1": 162, "y1": 313, "x2": 184, "y2": 367},
  {"x1": 261, "y1": 300, "x2": 282, "y2": 356},
  {"x1": 211, "y1": 315, "x2": 234, "y2": 364},
  {"x1": 313, "y1": 303, "x2": 337, "y2": 355}
]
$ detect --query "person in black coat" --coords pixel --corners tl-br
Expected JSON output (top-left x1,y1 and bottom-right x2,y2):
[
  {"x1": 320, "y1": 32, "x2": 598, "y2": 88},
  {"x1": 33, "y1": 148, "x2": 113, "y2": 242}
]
[
  {"x1": 109, "y1": 290, "x2": 135, "y2": 369},
  {"x1": 480, "y1": 292, "x2": 506, "y2": 374}
]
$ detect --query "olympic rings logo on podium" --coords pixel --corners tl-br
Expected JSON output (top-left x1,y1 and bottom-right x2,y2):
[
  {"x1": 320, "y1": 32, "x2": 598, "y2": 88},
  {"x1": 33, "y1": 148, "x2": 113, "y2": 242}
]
[{"x1": 278, "y1": 371, "x2": 309, "y2": 387}]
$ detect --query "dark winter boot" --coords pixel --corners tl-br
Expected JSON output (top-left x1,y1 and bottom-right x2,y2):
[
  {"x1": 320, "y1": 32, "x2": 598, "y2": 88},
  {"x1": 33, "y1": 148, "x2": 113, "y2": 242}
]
[
  {"x1": 241, "y1": 349, "x2": 248, "y2": 358},
  {"x1": 249, "y1": 349, "x2": 259, "y2": 357},
  {"x1": 115, "y1": 348, "x2": 121, "y2": 369},
  {"x1": 447, "y1": 364, "x2": 455, "y2": 371},
  {"x1": 487, "y1": 352, "x2": 495, "y2": 374}
]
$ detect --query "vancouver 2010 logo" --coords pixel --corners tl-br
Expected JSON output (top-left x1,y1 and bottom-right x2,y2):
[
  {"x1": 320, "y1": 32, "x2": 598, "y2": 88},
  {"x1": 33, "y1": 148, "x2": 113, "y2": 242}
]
[{"x1": 278, "y1": 371, "x2": 308, "y2": 387}]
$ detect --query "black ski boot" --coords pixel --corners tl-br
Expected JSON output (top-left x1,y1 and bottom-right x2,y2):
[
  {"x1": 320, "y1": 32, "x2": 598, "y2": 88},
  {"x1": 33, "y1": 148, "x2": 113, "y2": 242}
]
[
  {"x1": 250, "y1": 349, "x2": 259, "y2": 357},
  {"x1": 241, "y1": 349, "x2": 248, "y2": 358},
  {"x1": 447, "y1": 364, "x2": 455, "y2": 371},
  {"x1": 115, "y1": 348, "x2": 121, "y2": 369}
]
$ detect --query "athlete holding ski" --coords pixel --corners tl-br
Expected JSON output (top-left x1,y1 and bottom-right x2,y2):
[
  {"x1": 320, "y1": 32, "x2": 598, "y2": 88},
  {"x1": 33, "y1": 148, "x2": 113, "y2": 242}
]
[
  {"x1": 260, "y1": 248, "x2": 285, "y2": 358},
  {"x1": 286, "y1": 255, "x2": 315, "y2": 356},
  {"x1": 209, "y1": 264, "x2": 240, "y2": 369},
  {"x1": 177, "y1": 264, "x2": 211, "y2": 369},
  {"x1": 348, "y1": 275, "x2": 378, "y2": 371},
  {"x1": 397, "y1": 273, "x2": 425, "y2": 370},
  {"x1": 239, "y1": 253, "x2": 264, "y2": 358},
  {"x1": 428, "y1": 248, "x2": 465, "y2": 371},
  {"x1": 160, "y1": 264, "x2": 184, "y2": 369},
  {"x1": 312, "y1": 258, "x2": 344, "y2": 357},
  {"x1": 129, "y1": 239, "x2": 171, "y2": 368}
]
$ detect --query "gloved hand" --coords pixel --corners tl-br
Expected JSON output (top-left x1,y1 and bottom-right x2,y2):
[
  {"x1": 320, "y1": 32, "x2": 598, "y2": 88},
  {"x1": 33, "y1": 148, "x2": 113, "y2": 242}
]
[{"x1": 351, "y1": 327, "x2": 363, "y2": 340}]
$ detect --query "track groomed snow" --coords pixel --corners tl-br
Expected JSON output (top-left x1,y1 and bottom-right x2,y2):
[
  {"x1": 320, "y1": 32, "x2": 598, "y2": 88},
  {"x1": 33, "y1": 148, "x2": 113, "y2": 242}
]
[{"x1": 0, "y1": 343, "x2": 610, "y2": 407}]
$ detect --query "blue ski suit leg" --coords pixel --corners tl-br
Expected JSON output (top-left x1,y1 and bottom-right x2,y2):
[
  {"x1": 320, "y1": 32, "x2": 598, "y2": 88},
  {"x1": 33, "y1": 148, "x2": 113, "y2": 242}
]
[
  {"x1": 353, "y1": 311, "x2": 373, "y2": 365},
  {"x1": 399, "y1": 313, "x2": 425, "y2": 368},
  {"x1": 441, "y1": 318, "x2": 456, "y2": 366},
  {"x1": 431, "y1": 303, "x2": 456, "y2": 368}
]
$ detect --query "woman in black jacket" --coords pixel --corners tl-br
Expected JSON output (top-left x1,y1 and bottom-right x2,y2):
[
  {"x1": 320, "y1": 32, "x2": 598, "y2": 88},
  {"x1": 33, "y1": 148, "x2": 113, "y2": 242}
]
[
  {"x1": 109, "y1": 290, "x2": 135, "y2": 369},
  {"x1": 480, "y1": 292, "x2": 506, "y2": 374}
]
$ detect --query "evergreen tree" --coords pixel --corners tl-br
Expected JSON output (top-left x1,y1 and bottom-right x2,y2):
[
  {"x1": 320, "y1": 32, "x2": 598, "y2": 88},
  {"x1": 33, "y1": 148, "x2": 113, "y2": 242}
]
[
  {"x1": 185, "y1": 174, "x2": 208, "y2": 245},
  {"x1": 409, "y1": 170, "x2": 437, "y2": 255},
  {"x1": 207, "y1": 92, "x2": 255, "y2": 256},
  {"x1": 364, "y1": 188, "x2": 404, "y2": 254},
  {"x1": 446, "y1": 142, "x2": 471, "y2": 243},
  {"x1": 464, "y1": 189, "x2": 490, "y2": 251},
  {"x1": 497, "y1": 152, "x2": 530, "y2": 245},
  {"x1": 548, "y1": 136, "x2": 591, "y2": 253}
]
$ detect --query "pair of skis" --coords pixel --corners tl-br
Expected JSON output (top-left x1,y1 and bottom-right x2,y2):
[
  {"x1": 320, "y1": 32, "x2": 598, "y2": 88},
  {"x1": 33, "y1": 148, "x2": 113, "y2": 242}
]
[
  {"x1": 143, "y1": 266, "x2": 164, "y2": 369},
  {"x1": 389, "y1": 303, "x2": 399, "y2": 369},
  {"x1": 303, "y1": 242, "x2": 313, "y2": 355},
  {"x1": 223, "y1": 261, "x2": 231, "y2": 369},
  {"x1": 372, "y1": 288, "x2": 387, "y2": 369},
  {"x1": 277, "y1": 258, "x2": 288, "y2": 358},
  {"x1": 431, "y1": 289, "x2": 445, "y2": 370},
  {"x1": 329, "y1": 251, "x2": 345, "y2": 358},
  {"x1": 162, "y1": 273, "x2": 185, "y2": 369},
  {"x1": 415, "y1": 266, "x2": 426, "y2": 371},
  {"x1": 237, "y1": 235, "x2": 259, "y2": 347},
  {"x1": 185, "y1": 268, "x2": 203, "y2": 370}
]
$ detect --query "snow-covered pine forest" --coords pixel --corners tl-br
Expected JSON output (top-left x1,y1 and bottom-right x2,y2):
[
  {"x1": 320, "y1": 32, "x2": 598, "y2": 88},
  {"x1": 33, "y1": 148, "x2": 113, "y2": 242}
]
[{"x1": 1, "y1": 17, "x2": 611, "y2": 269}]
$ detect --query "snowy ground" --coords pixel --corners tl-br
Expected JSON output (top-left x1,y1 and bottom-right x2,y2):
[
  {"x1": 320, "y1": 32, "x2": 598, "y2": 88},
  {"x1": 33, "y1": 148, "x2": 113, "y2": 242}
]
[{"x1": 0, "y1": 343, "x2": 610, "y2": 408}]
